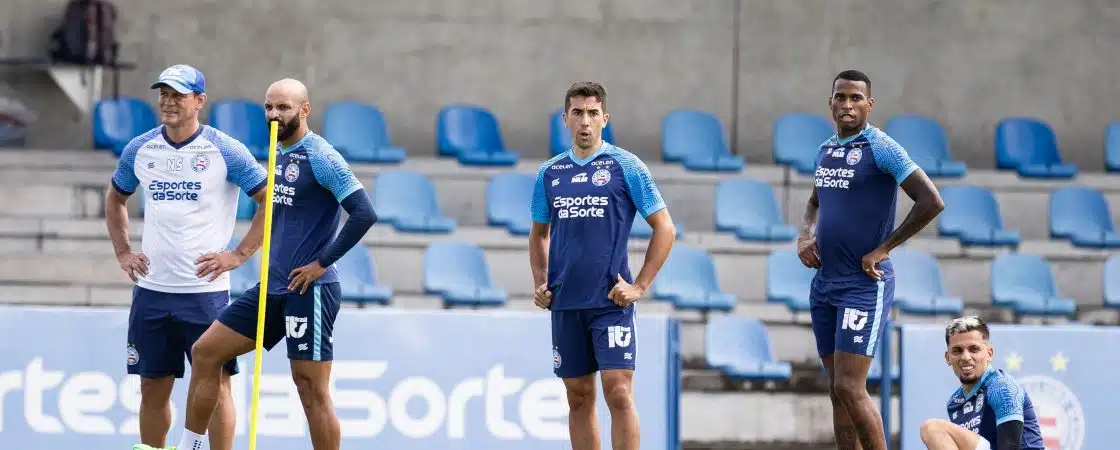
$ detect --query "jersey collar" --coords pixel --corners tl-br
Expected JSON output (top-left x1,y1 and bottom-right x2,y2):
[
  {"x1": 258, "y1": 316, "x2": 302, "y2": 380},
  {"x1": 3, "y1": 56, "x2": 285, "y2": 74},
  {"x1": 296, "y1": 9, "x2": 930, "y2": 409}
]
[
  {"x1": 959, "y1": 366, "x2": 997, "y2": 400},
  {"x1": 161, "y1": 124, "x2": 206, "y2": 149},
  {"x1": 832, "y1": 123, "x2": 873, "y2": 145},
  {"x1": 567, "y1": 141, "x2": 611, "y2": 166},
  {"x1": 279, "y1": 131, "x2": 315, "y2": 154}
]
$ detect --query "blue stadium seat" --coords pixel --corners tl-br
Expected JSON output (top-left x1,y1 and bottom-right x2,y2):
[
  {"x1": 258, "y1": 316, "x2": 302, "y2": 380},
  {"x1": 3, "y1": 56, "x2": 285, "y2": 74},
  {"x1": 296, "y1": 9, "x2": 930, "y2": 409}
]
[
  {"x1": 372, "y1": 172, "x2": 456, "y2": 234},
  {"x1": 652, "y1": 244, "x2": 736, "y2": 312},
  {"x1": 550, "y1": 108, "x2": 616, "y2": 156},
  {"x1": 486, "y1": 172, "x2": 534, "y2": 236},
  {"x1": 322, "y1": 101, "x2": 406, "y2": 164},
  {"x1": 1048, "y1": 186, "x2": 1120, "y2": 248},
  {"x1": 1106, "y1": 122, "x2": 1120, "y2": 172},
  {"x1": 772, "y1": 113, "x2": 832, "y2": 175},
  {"x1": 435, "y1": 104, "x2": 519, "y2": 166},
  {"x1": 884, "y1": 115, "x2": 967, "y2": 178},
  {"x1": 226, "y1": 238, "x2": 259, "y2": 298},
  {"x1": 704, "y1": 315, "x2": 792, "y2": 381},
  {"x1": 629, "y1": 213, "x2": 684, "y2": 240},
  {"x1": 423, "y1": 242, "x2": 507, "y2": 308},
  {"x1": 209, "y1": 99, "x2": 270, "y2": 160},
  {"x1": 715, "y1": 178, "x2": 796, "y2": 242},
  {"x1": 990, "y1": 252, "x2": 1077, "y2": 317},
  {"x1": 890, "y1": 249, "x2": 964, "y2": 315},
  {"x1": 335, "y1": 246, "x2": 392, "y2": 305},
  {"x1": 236, "y1": 189, "x2": 257, "y2": 221},
  {"x1": 994, "y1": 117, "x2": 1077, "y2": 179},
  {"x1": 765, "y1": 249, "x2": 814, "y2": 312},
  {"x1": 1103, "y1": 255, "x2": 1120, "y2": 309},
  {"x1": 93, "y1": 97, "x2": 157, "y2": 156},
  {"x1": 661, "y1": 109, "x2": 744, "y2": 172},
  {"x1": 937, "y1": 185, "x2": 1020, "y2": 247}
]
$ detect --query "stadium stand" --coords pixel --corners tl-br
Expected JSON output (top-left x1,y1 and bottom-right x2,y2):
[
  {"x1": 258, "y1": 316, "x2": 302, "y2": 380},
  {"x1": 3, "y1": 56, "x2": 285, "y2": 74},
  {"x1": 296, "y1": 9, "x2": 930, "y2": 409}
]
[
  {"x1": 990, "y1": 252, "x2": 1078, "y2": 317},
  {"x1": 765, "y1": 249, "x2": 814, "y2": 313},
  {"x1": 704, "y1": 315, "x2": 792, "y2": 382},
  {"x1": 772, "y1": 112, "x2": 832, "y2": 175},
  {"x1": 92, "y1": 97, "x2": 157, "y2": 156},
  {"x1": 371, "y1": 171, "x2": 457, "y2": 233},
  {"x1": 631, "y1": 212, "x2": 685, "y2": 239},
  {"x1": 661, "y1": 109, "x2": 745, "y2": 172},
  {"x1": 435, "y1": 103, "x2": 519, "y2": 166},
  {"x1": 1105, "y1": 254, "x2": 1120, "y2": 310},
  {"x1": 714, "y1": 178, "x2": 797, "y2": 242},
  {"x1": 227, "y1": 237, "x2": 260, "y2": 298},
  {"x1": 890, "y1": 249, "x2": 964, "y2": 316},
  {"x1": 485, "y1": 172, "x2": 534, "y2": 236},
  {"x1": 422, "y1": 241, "x2": 508, "y2": 308},
  {"x1": 994, "y1": 117, "x2": 1078, "y2": 179},
  {"x1": 1106, "y1": 121, "x2": 1120, "y2": 172},
  {"x1": 883, "y1": 115, "x2": 967, "y2": 178},
  {"x1": 336, "y1": 245, "x2": 393, "y2": 305},
  {"x1": 321, "y1": 101, "x2": 407, "y2": 164},
  {"x1": 550, "y1": 107, "x2": 616, "y2": 156},
  {"x1": 235, "y1": 188, "x2": 256, "y2": 221},
  {"x1": 936, "y1": 184, "x2": 1021, "y2": 247},
  {"x1": 209, "y1": 98, "x2": 270, "y2": 160},
  {"x1": 1048, "y1": 185, "x2": 1120, "y2": 248},
  {"x1": 652, "y1": 243, "x2": 736, "y2": 313}
]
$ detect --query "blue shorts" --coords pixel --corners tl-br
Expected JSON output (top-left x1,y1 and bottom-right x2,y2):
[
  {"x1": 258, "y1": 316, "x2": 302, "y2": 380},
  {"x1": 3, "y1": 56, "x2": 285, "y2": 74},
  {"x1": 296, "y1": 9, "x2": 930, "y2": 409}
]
[
  {"x1": 809, "y1": 277, "x2": 894, "y2": 358},
  {"x1": 126, "y1": 286, "x2": 239, "y2": 378},
  {"x1": 551, "y1": 305, "x2": 636, "y2": 378},
  {"x1": 217, "y1": 283, "x2": 341, "y2": 361}
]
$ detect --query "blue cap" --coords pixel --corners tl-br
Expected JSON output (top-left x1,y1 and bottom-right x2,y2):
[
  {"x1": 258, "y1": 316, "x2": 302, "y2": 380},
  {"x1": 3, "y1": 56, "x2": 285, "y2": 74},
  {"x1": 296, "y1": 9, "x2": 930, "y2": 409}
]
[{"x1": 150, "y1": 64, "x2": 206, "y2": 94}]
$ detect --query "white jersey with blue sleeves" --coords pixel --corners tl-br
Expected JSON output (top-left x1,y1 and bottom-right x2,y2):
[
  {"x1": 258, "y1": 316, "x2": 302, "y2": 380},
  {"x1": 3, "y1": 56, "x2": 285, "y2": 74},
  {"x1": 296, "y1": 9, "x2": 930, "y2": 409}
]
[{"x1": 111, "y1": 125, "x2": 267, "y2": 294}]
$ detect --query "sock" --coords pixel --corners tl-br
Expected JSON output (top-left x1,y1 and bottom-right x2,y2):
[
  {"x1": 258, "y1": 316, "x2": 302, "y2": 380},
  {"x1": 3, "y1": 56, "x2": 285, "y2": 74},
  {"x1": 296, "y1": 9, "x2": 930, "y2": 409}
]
[{"x1": 177, "y1": 429, "x2": 208, "y2": 450}]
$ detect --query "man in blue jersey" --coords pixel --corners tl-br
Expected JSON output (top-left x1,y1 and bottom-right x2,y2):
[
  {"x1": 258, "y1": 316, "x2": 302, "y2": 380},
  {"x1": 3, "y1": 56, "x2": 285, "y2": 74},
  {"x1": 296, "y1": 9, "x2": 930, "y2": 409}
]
[
  {"x1": 529, "y1": 81, "x2": 676, "y2": 450},
  {"x1": 796, "y1": 70, "x2": 945, "y2": 450},
  {"x1": 920, "y1": 316, "x2": 1044, "y2": 450},
  {"x1": 172, "y1": 78, "x2": 377, "y2": 450},
  {"x1": 112, "y1": 65, "x2": 269, "y2": 450}
]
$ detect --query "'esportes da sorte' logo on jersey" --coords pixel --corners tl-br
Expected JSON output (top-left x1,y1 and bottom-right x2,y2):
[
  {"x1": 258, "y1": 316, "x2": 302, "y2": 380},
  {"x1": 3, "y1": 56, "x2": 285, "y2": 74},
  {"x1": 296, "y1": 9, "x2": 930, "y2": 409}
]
[
  {"x1": 147, "y1": 180, "x2": 202, "y2": 201},
  {"x1": 553, "y1": 195, "x2": 608, "y2": 219},
  {"x1": 815, "y1": 167, "x2": 855, "y2": 189}
]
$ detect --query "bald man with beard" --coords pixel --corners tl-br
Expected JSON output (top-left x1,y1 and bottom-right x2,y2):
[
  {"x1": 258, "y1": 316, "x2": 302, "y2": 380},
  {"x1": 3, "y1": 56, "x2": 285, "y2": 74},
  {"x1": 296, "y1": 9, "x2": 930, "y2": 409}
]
[{"x1": 167, "y1": 78, "x2": 378, "y2": 450}]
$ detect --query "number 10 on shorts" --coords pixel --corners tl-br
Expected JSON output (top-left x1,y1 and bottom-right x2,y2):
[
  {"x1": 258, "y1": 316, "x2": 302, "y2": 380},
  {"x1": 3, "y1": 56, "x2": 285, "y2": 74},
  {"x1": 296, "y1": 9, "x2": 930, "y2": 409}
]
[{"x1": 607, "y1": 325, "x2": 632, "y2": 348}]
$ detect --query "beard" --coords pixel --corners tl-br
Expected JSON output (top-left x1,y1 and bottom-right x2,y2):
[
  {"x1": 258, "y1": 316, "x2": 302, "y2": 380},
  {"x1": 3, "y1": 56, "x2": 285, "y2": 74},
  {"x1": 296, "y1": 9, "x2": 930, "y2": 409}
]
[{"x1": 275, "y1": 114, "x2": 301, "y2": 141}]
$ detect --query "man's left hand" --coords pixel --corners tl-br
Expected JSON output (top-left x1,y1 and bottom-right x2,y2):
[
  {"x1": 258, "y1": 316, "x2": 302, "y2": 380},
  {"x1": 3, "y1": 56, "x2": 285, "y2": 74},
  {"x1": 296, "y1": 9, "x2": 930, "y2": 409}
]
[
  {"x1": 289, "y1": 261, "x2": 327, "y2": 295},
  {"x1": 861, "y1": 247, "x2": 890, "y2": 281},
  {"x1": 196, "y1": 251, "x2": 247, "y2": 282},
  {"x1": 608, "y1": 274, "x2": 644, "y2": 307}
]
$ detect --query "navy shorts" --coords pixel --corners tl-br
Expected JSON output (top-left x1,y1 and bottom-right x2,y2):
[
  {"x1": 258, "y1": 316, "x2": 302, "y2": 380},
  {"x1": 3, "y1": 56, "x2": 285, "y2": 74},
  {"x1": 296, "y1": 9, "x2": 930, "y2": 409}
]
[
  {"x1": 810, "y1": 277, "x2": 894, "y2": 358},
  {"x1": 126, "y1": 286, "x2": 239, "y2": 378},
  {"x1": 217, "y1": 282, "x2": 341, "y2": 361},
  {"x1": 552, "y1": 305, "x2": 636, "y2": 378}
]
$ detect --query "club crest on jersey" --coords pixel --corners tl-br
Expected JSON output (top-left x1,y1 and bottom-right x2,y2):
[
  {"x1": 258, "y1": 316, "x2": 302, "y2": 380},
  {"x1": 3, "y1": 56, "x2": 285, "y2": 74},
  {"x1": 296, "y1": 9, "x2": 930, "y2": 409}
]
[
  {"x1": 846, "y1": 148, "x2": 862, "y2": 165},
  {"x1": 284, "y1": 162, "x2": 300, "y2": 182},
  {"x1": 592, "y1": 168, "x2": 611, "y2": 186},
  {"x1": 126, "y1": 344, "x2": 139, "y2": 366},
  {"x1": 190, "y1": 153, "x2": 210, "y2": 172}
]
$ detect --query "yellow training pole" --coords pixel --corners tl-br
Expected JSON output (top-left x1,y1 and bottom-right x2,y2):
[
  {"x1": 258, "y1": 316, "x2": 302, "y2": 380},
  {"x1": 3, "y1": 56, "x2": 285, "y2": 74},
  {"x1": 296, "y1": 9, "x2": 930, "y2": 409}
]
[{"x1": 248, "y1": 120, "x2": 279, "y2": 450}]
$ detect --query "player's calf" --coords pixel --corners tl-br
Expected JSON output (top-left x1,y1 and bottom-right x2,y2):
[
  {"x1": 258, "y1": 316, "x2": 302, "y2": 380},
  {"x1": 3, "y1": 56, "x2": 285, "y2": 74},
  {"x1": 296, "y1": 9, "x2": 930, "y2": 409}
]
[
  {"x1": 601, "y1": 369, "x2": 639, "y2": 450},
  {"x1": 138, "y1": 376, "x2": 174, "y2": 448},
  {"x1": 291, "y1": 360, "x2": 340, "y2": 450},
  {"x1": 562, "y1": 375, "x2": 601, "y2": 450}
]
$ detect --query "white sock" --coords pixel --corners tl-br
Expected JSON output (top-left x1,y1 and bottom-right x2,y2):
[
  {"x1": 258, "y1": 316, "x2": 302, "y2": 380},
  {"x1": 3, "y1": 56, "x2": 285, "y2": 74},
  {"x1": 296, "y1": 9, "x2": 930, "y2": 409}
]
[{"x1": 177, "y1": 429, "x2": 208, "y2": 450}]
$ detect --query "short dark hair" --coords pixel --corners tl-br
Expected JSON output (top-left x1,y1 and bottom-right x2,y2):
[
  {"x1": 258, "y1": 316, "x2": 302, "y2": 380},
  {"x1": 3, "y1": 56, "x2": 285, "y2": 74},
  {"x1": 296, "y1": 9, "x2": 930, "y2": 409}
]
[
  {"x1": 833, "y1": 69, "x2": 871, "y2": 95},
  {"x1": 945, "y1": 316, "x2": 990, "y2": 344},
  {"x1": 564, "y1": 81, "x2": 607, "y2": 113}
]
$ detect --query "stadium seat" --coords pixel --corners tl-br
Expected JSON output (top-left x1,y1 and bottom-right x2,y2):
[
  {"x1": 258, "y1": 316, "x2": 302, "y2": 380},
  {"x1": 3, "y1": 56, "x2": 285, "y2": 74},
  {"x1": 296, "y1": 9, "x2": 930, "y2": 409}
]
[
  {"x1": 1103, "y1": 255, "x2": 1120, "y2": 309},
  {"x1": 652, "y1": 244, "x2": 736, "y2": 312},
  {"x1": 990, "y1": 252, "x2": 1077, "y2": 317},
  {"x1": 435, "y1": 104, "x2": 519, "y2": 166},
  {"x1": 372, "y1": 172, "x2": 456, "y2": 233},
  {"x1": 226, "y1": 238, "x2": 259, "y2": 298},
  {"x1": 236, "y1": 189, "x2": 256, "y2": 221},
  {"x1": 1106, "y1": 122, "x2": 1120, "y2": 172},
  {"x1": 209, "y1": 99, "x2": 270, "y2": 160},
  {"x1": 1048, "y1": 186, "x2": 1120, "y2": 248},
  {"x1": 93, "y1": 97, "x2": 157, "y2": 156},
  {"x1": 937, "y1": 185, "x2": 1020, "y2": 247},
  {"x1": 714, "y1": 178, "x2": 796, "y2": 242},
  {"x1": 661, "y1": 109, "x2": 745, "y2": 172},
  {"x1": 765, "y1": 249, "x2": 814, "y2": 312},
  {"x1": 335, "y1": 246, "x2": 392, "y2": 305},
  {"x1": 486, "y1": 172, "x2": 534, "y2": 236},
  {"x1": 994, "y1": 117, "x2": 1077, "y2": 179},
  {"x1": 629, "y1": 212, "x2": 684, "y2": 239},
  {"x1": 704, "y1": 315, "x2": 792, "y2": 381},
  {"x1": 772, "y1": 113, "x2": 832, "y2": 175},
  {"x1": 884, "y1": 115, "x2": 967, "y2": 178},
  {"x1": 550, "y1": 108, "x2": 616, "y2": 156},
  {"x1": 322, "y1": 101, "x2": 406, "y2": 164},
  {"x1": 423, "y1": 242, "x2": 507, "y2": 308},
  {"x1": 890, "y1": 249, "x2": 964, "y2": 315}
]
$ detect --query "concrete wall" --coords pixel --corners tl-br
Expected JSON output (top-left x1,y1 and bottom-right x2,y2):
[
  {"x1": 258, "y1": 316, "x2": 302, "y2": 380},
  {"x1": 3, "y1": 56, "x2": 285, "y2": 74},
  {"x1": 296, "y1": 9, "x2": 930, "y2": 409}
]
[{"x1": 2, "y1": 0, "x2": 1118, "y2": 169}]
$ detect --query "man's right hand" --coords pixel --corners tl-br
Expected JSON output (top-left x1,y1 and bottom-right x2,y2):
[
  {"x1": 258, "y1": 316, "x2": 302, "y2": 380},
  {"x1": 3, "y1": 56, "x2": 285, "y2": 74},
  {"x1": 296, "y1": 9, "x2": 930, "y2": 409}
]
[
  {"x1": 534, "y1": 283, "x2": 552, "y2": 309},
  {"x1": 117, "y1": 252, "x2": 150, "y2": 282},
  {"x1": 796, "y1": 237, "x2": 821, "y2": 269}
]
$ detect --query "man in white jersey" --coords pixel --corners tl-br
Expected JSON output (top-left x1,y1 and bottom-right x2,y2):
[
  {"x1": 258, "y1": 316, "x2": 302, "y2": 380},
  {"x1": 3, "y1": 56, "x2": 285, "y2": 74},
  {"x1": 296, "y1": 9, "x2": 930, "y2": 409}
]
[{"x1": 104, "y1": 64, "x2": 269, "y2": 450}]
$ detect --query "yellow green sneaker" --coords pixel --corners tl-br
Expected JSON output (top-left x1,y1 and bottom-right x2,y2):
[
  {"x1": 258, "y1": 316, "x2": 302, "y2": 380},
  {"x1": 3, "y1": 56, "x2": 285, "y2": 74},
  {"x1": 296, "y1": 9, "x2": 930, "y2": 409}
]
[{"x1": 132, "y1": 445, "x2": 175, "y2": 450}]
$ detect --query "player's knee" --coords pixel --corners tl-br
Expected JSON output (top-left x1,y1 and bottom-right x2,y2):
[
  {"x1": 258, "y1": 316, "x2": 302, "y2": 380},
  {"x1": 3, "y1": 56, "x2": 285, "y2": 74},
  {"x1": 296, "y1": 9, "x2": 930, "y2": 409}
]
[
  {"x1": 563, "y1": 379, "x2": 597, "y2": 412},
  {"x1": 292, "y1": 371, "x2": 330, "y2": 409},
  {"x1": 919, "y1": 418, "x2": 946, "y2": 443},
  {"x1": 831, "y1": 374, "x2": 867, "y2": 405},
  {"x1": 602, "y1": 380, "x2": 634, "y2": 412},
  {"x1": 139, "y1": 377, "x2": 173, "y2": 405}
]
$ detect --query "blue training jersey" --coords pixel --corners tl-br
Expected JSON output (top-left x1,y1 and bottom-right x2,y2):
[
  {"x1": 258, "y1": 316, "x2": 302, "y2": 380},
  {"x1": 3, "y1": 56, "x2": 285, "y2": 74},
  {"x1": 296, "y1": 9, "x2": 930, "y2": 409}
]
[
  {"x1": 267, "y1": 131, "x2": 364, "y2": 295},
  {"x1": 531, "y1": 142, "x2": 666, "y2": 311},
  {"x1": 947, "y1": 368, "x2": 1045, "y2": 450},
  {"x1": 813, "y1": 124, "x2": 918, "y2": 282}
]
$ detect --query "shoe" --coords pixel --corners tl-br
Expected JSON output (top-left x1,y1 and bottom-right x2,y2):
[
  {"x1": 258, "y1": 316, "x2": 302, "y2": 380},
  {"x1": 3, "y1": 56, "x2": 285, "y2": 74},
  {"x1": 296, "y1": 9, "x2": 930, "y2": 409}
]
[{"x1": 132, "y1": 445, "x2": 175, "y2": 450}]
